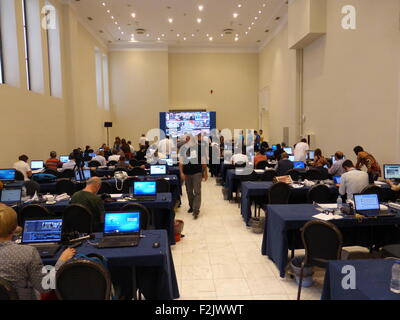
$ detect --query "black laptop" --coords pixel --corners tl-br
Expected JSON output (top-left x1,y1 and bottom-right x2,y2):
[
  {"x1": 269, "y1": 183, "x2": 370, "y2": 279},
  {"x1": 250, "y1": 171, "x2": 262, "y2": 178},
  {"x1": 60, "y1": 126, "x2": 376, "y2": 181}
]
[
  {"x1": 97, "y1": 211, "x2": 141, "y2": 248},
  {"x1": 353, "y1": 193, "x2": 394, "y2": 217},
  {"x1": 0, "y1": 188, "x2": 22, "y2": 207},
  {"x1": 131, "y1": 181, "x2": 157, "y2": 201}
]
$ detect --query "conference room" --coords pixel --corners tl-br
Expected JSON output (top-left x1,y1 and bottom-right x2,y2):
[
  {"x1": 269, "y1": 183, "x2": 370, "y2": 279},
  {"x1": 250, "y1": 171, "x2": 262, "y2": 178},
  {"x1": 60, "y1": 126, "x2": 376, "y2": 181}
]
[{"x1": 1, "y1": 0, "x2": 400, "y2": 305}]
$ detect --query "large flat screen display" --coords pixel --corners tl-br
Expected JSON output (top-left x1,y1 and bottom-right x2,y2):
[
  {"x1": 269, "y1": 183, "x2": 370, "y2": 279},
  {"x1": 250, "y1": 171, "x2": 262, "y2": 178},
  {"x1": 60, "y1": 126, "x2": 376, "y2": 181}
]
[{"x1": 160, "y1": 112, "x2": 216, "y2": 138}]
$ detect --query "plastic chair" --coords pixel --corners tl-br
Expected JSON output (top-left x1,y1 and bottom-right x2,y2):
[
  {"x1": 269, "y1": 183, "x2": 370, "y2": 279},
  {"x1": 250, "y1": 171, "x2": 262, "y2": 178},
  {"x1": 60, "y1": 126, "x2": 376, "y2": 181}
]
[
  {"x1": 88, "y1": 160, "x2": 101, "y2": 168},
  {"x1": 256, "y1": 161, "x2": 269, "y2": 170},
  {"x1": 15, "y1": 170, "x2": 24, "y2": 181},
  {"x1": 305, "y1": 169, "x2": 324, "y2": 181},
  {"x1": 24, "y1": 180, "x2": 41, "y2": 197},
  {"x1": 269, "y1": 182, "x2": 291, "y2": 204},
  {"x1": 259, "y1": 170, "x2": 277, "y2": 182},
  {"x1": 361, "y1": 185, "x2": 384, "y2": 203},
  {"x1": 156, "y1": 179, "x2": 170, "y2": 193},
  {"x1": 98, "y1": 181, "x2": 112, "y2": 194},
  {"x1": 19, "y1": 204, "x2": 52, "y2": 225}
]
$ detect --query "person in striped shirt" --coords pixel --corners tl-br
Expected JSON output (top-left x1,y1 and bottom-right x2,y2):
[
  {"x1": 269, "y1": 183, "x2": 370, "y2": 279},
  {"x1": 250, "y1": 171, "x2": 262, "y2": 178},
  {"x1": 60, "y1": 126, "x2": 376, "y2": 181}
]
[{"x1": 45, "y1": 151, "x2": 61, "y2": 171}]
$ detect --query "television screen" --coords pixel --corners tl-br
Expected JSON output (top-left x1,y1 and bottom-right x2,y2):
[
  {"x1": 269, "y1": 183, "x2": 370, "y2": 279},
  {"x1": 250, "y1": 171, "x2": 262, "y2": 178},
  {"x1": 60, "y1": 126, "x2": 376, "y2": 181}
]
[{"x1": 161, "y1": 112, "x2": 216, "y2": 138}]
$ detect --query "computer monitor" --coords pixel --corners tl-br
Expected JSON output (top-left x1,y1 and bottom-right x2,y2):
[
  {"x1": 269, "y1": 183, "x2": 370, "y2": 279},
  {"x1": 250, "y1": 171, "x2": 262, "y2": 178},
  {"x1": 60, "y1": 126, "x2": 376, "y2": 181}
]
[
  {"x1": 133, "y1": 181, "x2": 157, "y2": 196},
  {"x1": 266, "y1": 151, "x2": 274, "y2": 158},
  {"x1": 289, "y1": 155, "x2": 295, "y2": 162},
  {"x1": 104, "y1": 212, "x2": 140, "y2": 235},
  {"x1": 353, "y1": 193, "x2": 380, "y2": 212},
  {"x1": 384, "y1": 164, "x2": 400, "y2": 179},
  {"x1": 0, "y1": 169, "x2": 16, "y2": 181},
  {"x1": 293, "y1": 161, "x2": 306, "y2": 169},
  {"x1": 272, "y1": 145, "x2": 278, "y2": 151},
  {"x1": 22, "y1": 219, "x2": 63, "y2": 244},
  {"x1": 307, "y1": 150, "x2": 315, "y2": 161},
  {"x1": 333, "y1": 176, "x2": 341, "y2": 185},
  {"x1": 284, "y1": 147, "x2": 293, "y2": 155},
  {"x1": 60, "y1": 155, "x2": 69, "y2": 163},
  {"x1": 1, "y1": 188, "x2": 22, "y2": 203},
  {"x1": 89, "y1": 153, "x2": 97, "y2": 158},
  {"x1": 31, "y1": 160, "x2": 44, "y2": 170},
  {"x1": 164, "y1": 158, "x2": 174, "y2": 166},
  {"x1": 150, "y1": 165, "x2": 167, "y2": 175},
  {"x1": 74, "y1": 169, "x2": 91, "y2": 181}
]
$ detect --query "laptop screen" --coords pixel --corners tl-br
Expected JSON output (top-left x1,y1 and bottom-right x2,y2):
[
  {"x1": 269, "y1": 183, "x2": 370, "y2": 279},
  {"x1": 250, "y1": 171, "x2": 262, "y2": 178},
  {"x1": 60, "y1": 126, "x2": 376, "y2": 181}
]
[
  {"x1": 104, "y1": 212, "x2": 140, "y2": 234},
  {"x1": 272, "y1": 145, "x2": 277, "y2": 151},
  {"x1": 284, "y1": 147, "x2": 292, "y2": 155},
  {"x1": 333, "y1": 176, "x2": 341, "y2": 184},
  {"x1": 150, "y1": 165, "x2": 167, "y2": 175},
  {"x1": 22, "y1": 219, "x2": 63, "y2": 244},
  {"x1": 307, "y1": 150, "x2": 315, "y2": 160},
  {"x1": 89, "y1": 153, "x2": 97, "y2": 158},
  {"x1": 31, "y1": 160, "x2": 44, "y2": 170},
  {"x1": 294, "y1": 161, "x2": 306, "y2": 169},
  {"x1": 266, "y1": 151, "x2": 274, "y2": 157},
  {"x1": 289, "y1": 155, "x2": 295, "y2": 162},
  {"x1": 0, "y1": 169, "x2": 16, "y2": 181},
  {"x1": 384, "y1": 164, "x2": 400, "y2": 179},
  {"x1": 1, "y1": 189, "x2": 22, "y2": 203},
  {"x1": 75, "y1": 169, "x2": 91, "y2": 181},
  {"x1": 354, "y1": 194, "x2": 380, "y2": 211},
  {"x1": 60, "y1": 155, "x2": 69, "y2": 163},
  {"x1": 133, "y1": 181, "x2": 156, "y2": 195}
]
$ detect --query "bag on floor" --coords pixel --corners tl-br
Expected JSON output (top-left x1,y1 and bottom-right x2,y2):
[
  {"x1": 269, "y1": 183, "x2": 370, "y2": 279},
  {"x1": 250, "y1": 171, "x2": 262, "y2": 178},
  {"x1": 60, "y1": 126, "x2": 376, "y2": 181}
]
[{"x1": 249, "y1": 216, "x2": 265, "y2": 234}]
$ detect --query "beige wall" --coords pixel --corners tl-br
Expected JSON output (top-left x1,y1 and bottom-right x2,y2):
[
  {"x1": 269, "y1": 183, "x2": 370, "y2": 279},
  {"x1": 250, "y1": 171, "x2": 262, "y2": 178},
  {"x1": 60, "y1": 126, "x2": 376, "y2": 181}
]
[
  {"x1": 259, "y1": 25, "x2": 298, "y2": 146},
  {"x1": 169, "y1": 52, "x2": 259, "y2": 132}
]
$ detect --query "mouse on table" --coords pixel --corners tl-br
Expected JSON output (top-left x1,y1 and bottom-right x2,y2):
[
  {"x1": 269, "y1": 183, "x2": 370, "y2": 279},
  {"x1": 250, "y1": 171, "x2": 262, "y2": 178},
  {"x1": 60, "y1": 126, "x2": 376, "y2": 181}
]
[{"x1": 152, "y1": 242, "x2": 160, "y2": 248}]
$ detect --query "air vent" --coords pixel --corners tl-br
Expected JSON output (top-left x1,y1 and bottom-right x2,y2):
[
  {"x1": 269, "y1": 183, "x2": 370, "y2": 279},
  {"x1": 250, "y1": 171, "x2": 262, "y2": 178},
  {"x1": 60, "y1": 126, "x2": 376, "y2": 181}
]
[
  {"x1": 87, "y1": 17, "x2": 93, "y2": 21},
  {"x1": 136, "y1": 28, "x2": 146, "y2": 34},
  {"x1": 223, "y1": 28, "x2": 234, "y2": 35}
]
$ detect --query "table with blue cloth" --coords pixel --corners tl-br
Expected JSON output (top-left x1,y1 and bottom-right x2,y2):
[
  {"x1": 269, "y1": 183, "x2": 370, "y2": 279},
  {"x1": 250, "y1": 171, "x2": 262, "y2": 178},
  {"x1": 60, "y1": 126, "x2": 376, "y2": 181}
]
[
  {"x1": 321, "y1": 259, "x2": 400, "y2": 300},
  {"x1": 19, "y1": 193, "x2": 176, "y2": 245},
  {"x1": 261, "y1": 204, "x2": 400, "y2": 278},
  {"x1": 43, "y1": 230, "x2": 179, "y2": 300},
  {"x1": 240, "y1": 181, "x2": 339, "y2": 225}
]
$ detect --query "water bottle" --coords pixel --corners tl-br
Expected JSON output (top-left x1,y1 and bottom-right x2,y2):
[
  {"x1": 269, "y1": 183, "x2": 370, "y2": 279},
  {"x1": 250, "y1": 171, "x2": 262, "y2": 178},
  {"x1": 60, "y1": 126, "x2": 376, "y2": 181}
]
[
  {"x1": 336, "y1": 195, "x2": 343, "y2": 211},
  {"x1": 390, "y1": 261, "x2": 400, "y2": 294}
]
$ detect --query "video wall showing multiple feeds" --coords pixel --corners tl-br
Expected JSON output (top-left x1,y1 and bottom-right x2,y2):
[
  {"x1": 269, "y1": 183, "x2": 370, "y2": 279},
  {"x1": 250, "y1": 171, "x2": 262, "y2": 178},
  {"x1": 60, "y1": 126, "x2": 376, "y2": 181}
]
[{"x1": 160, "y1": 112, "x2": 216, "y2": 138}]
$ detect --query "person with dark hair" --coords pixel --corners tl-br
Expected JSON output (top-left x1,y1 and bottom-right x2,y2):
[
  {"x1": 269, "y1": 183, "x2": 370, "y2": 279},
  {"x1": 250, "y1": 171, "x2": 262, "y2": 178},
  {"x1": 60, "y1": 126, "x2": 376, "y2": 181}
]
[
  {"x1": 13, "y1": 155, "x2": 32, "y2": 181},
  {"x1": 113, "y1": 137, "x2": 121, "y2": 151},
  {"x1": 108, "y1": 149, "x2": 120, "y2": 162},
  {"x1": 329, "y1": 151, "x2": 346, "y2": 176},
  {"x1": 274, "y1": 144, "x2": 284, "y2": 161},
  {"x1": 339, "y1": 160, "x2": 369, "y2": 200},
  {"x1": 135, "y1": 145, "x2": 146, "y2": 162},
  {"x1": 261, "y1": 141, "x2": 269, "y2": 150},
  {"x1": 312, "y1": 149, "x2": 329, "y2": 167},
  {"x1": 294, "y1": 138, "x2": 309, "y2": 162},
  {"x1": 92, "y1": 150, "x2": 107, "y2": 167},
  {"x1": 353, "y1": 146, "x2": 382, "y2": 183},
  {"x1": 117, "y1": 155, "x2": 129, "y2": 169},
  {"x1": 275, "y1": 152, "x2": 294, "y2": 176},
  {"x1": 45, "y1": 151, "x2": 61, "y2": 170}
]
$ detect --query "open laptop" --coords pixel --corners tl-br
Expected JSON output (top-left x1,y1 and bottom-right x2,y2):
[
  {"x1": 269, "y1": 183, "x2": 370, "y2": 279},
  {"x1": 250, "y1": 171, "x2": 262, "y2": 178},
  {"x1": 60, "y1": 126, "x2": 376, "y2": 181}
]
[
  {"x1": 289, "y1": 155, "x2": 295, "y2": 162},
  {"x1": 384, "y1": 164, "x2": 400, "y2": 180},
  {"x1": 284, "y1": 147, "x2": 293, "y2": 155},
  {"x1": 353, "y1": 193, "x2": 392, "y2": 217},
  {"x1": 333, "y1": 176, "x2": 341, "y2": 185},
  {"x1": 0, "y1": 188, "x2": 22, "y2": 206},
  {"x1": 293, "y1": 161, "x2": 306, "y2": 169},
  {"x1": 0, "y1": 169, "x2": 16, "y2": 183},
  {"x1": 132, "y1": 181, "x2": 157, "y2": 201},
  {"x1": 97, "y1": 211, "x2": 141, "y2": 248},
  {"x1": 60, "y1": 155, "x2": 69, "y2": 163},
  {"x1": 74, "y1": 169, "x2": 91, "y2": 181},
  {"x1": 307, "y1": 150, "x2": 315, "y2": 161},
  {"x1": 150, "y1": 164, "x2": 167, "y2": 175},
  {"x1": 31, "y1": 160, "x2": 44, "y2": 170},
  {"x1": 22, "y1": 218, "x2": 63, "y2": 258}
]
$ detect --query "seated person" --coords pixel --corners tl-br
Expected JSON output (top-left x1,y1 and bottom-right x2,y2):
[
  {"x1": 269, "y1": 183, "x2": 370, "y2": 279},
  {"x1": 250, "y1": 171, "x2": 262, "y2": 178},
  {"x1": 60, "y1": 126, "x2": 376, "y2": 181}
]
[
  {"x1": 45, "y1": 151, "x2": 62, "y2": 171},
  {"x1": 339, "y1": 160, "x2": 369, "y2": 200},
  {"x1": 354, "y1": 146, "x2": 382, "y2": 183},
  {"x1": 108, "y1": 149, "x2": 120, "y2": 163},
  {"x1": 274, "y1": 152, "x2": 294, "y2": 176},
  {"x1": 91, "y1": 151, "x2": 107, "y2": 167},
  {"x1": 135, "y1": 145, "x2": 147, "y2": 162},
  {"x1": 116, "y1": 155, "x2": 129, "y2": 169},
  {"x1": 274, "y1": 144, "x2": 284, "y2": 161},
  {"x1": 312, "y1": 148, "x2": 329, "y2": 167},
  {"x1": 328, "y1": 151, "x2": 346, "y2": 177},
  {"x1": 0, "y1": 204, "x2": 75, "y2": 300},
  {"x1": 13, "y1": 155, "x2": 32, "y2": 181},
  {"x1": 71, "y1": 177, "x2": 105, "y2": 232},
  {"x1": 62, "y1": 153, "x2": 76, "y2": 171},
  {"x1": 231, "y1": 149, "x2": 249, "y2": 165},
  {"x1": 254, "y1": 148, "x2": 268, "y2": 167}
]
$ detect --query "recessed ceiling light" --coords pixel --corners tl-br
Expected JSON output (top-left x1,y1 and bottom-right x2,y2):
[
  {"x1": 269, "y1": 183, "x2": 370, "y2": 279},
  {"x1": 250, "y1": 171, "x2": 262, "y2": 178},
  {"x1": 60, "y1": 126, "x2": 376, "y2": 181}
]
[
  {"x1": 162, "y1": 34, "x2": 165, "y2": 37},
  {"x1": 197, "y1": 18, "x2": 202, "y2": 23},
  {"x1": 206, "y1": 33, "x2": 209, "y2": 37},
  {"x1": 115, "y1": 22, "x2": 118, "y2": 25},
  {"x1": 107, "y1": 9, "x2": 110, "y2": 13},
  {"x1": 238, "y1": 4, "x2": 242, "y2": 8},
  {"x1": 198, "y1": 5, "x2": 204, "y2": 11},
  {"x1": 192, "y1": 34, "x2": 195, "y2": 37},
  {"x1": 209, "y1": 37, "x2": 213, "y2": 41},
  {"x1": 168, "y1": 18, "x2": 173, "y2": 23},
  {"x1": 251, "y1": 22, "x2": 255, "y2": 25},
  {"x1": 258, "y1": 10, "x2": 262, "y2": 14},
  {"x1": 263, "y1": 3, "x2": 266, "y2": 7},
  {"x1": 255, "y1": 17, "x2": 258, "y2": 20},
  {"x1": 235, "y1": 37, "x2": 239, "y2": 41},
  {"x1": 118, "y1": 26, "x2": 121, "y2": 30},
  {"x1": 233, "y1": 13, "x2": 239, "y2": 18},
  {"x1": 183, "y1": 37, "x2": 187, "y2": 40},
  {"x1": 146, "y1": 34, "x2": 150, "y2": 37},
  {"x1": 131, "y1": 13, "x2": 136, "y2": 18},
  {"x1": 121, "y1": 32, "x2": 124, "y2": 34},
  {"x1": 248, "y1": 27, "x2": 251, "y2": 30},
  {"x1": 221, "y1": 34, "x2": 224, "y2": 37},
  {"x1": 177, "y1": 34, "x2": 180, "y2": 37},
  {"x1": 102, "y1": 2, "x2": 106, "y2": 6},
  {"x1": 245, "y1": 31, "x2": 248, "y2": 35},
  {"x1": 157, "y1": 37, "x2": 161, "y2": 41},
  {"x1": 111, "y1": 16, "x2": 114, "y2": 19}
]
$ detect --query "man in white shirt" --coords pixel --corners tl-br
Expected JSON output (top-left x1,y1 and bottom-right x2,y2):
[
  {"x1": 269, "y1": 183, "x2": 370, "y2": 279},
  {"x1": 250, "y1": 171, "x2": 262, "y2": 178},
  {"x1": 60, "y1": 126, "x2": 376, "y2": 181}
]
[
  {"x1": 231, "y1": 149, "x2": 249, "y2": 165},
  {"x1": 158, "y1": 136, "x2": 175, "y2": 156},
  {"x1": 108, "y1": 150, "x2": 120, "y2": 162},
  {"x1": 294, "y1": 138, "x2": 309, "y2": 162},
  {"x1": 139, "y1": 134, "x2": 147, "y2": 147},
  {"x1": 13, "y1": 155, "x2": 32, "y2": 181},
  {"x1": 91, "y1": 151, "x2": 107, "y2": 167},
  {"x1": 339, "y1": 160, "x2": 369, "y2": 200},
  {"x1": 62, "y1": 154, "x2": 76, "y2": 171}
]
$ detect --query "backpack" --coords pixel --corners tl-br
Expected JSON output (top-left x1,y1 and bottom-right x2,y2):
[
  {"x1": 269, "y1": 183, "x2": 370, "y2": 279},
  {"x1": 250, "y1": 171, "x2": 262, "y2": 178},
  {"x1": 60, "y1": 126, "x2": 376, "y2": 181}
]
[{"x1": 32, "y1": 173, "x2": 57, "y2": 183}]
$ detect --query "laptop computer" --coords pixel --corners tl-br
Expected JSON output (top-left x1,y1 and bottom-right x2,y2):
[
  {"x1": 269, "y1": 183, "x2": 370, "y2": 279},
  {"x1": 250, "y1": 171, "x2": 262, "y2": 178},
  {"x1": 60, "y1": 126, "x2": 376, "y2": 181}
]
[
  {"x1": 384, "y1": 164, "x2": 400, "y2": 180},
  {"x1": 0, "y1": 188, "x2": 22, "y2": 206},
  {"x1": 150, "y1": 164, "x2": 167, "y2": 175},
  {"x1": 22, "y1": 218, "x2": 63, "y2": 258},
  {"x1": 284, "y1": 147, "x2": 293, "y2": 155},
  {"x1": 353, "y1": 193, "x2": 391, "y2": 217},
  {"x1": 307, "y1": 150, "x2": 315, "y2": 161},
  {"x1": 74, "y1": 169, "x2": 91, "y2": 181},
  {"x1": 31, "y1": 160, "x2": 44, "y2": 170},
  {"x1": 294, "y1": 161, "x2": 306, "y2": 169},
  {"x1": 132, "y1": 181, "x2": 157, "y2": 201},
  {"x1": 96, "y1": 211, "x2": 141, "y2": 248},
  {"x1": 0, "y1": 169, "x2": 16, "y2": 183},
  {"x1": 333, "y1": 176, "x2": 341, "y2": 185},
  {"x1": 60, "y1": 155, "x2": 69, "y2": 163}
]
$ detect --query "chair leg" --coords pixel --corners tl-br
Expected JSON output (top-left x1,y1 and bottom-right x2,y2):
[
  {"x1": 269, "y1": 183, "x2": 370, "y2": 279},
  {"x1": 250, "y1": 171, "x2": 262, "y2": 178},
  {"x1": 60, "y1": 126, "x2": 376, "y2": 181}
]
[
  {"x1": 291, "y1": 249, "x2": 295, "y2": 259},
  {"x1": 297, "y1": 264, "x2": 305, "y2": 300}
]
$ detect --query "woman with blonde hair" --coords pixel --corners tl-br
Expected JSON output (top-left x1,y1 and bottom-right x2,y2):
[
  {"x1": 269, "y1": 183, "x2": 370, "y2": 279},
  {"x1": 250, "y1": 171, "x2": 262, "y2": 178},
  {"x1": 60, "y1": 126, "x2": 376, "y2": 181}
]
[{"x1": 0, "y1": 205, "x2": 75, "y2": 300}]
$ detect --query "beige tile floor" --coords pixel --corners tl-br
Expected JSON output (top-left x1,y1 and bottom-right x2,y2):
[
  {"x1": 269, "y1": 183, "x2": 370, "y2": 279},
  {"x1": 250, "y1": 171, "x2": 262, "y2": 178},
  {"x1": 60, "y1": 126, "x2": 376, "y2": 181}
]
[{"x1": 171, "y1": 177, "x2": 331, "y2": 300}]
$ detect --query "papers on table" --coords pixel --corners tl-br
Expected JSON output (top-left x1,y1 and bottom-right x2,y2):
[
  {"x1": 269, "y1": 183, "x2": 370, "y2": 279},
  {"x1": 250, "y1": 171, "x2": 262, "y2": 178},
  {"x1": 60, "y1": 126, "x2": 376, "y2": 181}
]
[
  {"x1": 110, "y1": 194, "x2": 123, "y2": 199},
  {"x1": 291, "y1": 183, "x2": 304, "y2": 189},
  {"x1": 312, "y1": 213, "x2": 343, "y2": 221}
]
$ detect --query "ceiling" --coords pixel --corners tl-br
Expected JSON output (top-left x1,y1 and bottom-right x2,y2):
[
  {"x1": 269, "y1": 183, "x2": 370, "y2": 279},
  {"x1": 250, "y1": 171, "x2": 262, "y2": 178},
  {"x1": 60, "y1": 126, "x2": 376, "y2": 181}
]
[{"x1": 69, "y1": 0, "x2": 288, "y2": 50}]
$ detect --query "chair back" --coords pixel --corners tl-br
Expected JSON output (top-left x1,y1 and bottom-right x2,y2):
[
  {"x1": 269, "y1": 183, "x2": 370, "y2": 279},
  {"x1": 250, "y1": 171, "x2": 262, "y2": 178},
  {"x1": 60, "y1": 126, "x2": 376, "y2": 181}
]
[
  {"x1": 286, "y1": 169, "x2": 301, "y2": 181},
  {"x1": 156, "y1": 178, "x2": 170, "y2": 193},
  {"x1": 0, "y1": 278, "x2": 18, "y2": 300},
  {"x1": 129, "y1": 159, "x2": 138, "y2": 167},
  {"x1": 88, "y1": 160, "x2": 101, "y2": 168},
  {"x1": 98, "y1": 181, "x2": 112, "y2": 194},
  {"x1": 107, "y1": 160, "x2": 118, "y2": 167},
  {"x1": 301, "y1": 220, "x2": 343, "y2": 268},
  {"x1": 307, "y1": 184, "x2": 331, "y2": 204},
  {"x1": 121, "y1": 203, "x2": 150, "y2": 230},
  {"x1": 238, "y1": 170, "x2": 259, "y2": 182},
  {"x1": 305, "y1": 169, "x2": 324, "y2": 181},
  {"x1": 19, "y1": 204, "x2": 52, "y2": 225},
  {"x1": 55, "y1": 179, "x2": 76, "y2": 196},
  {"x1": 56, "y1": 259, "x2": 111, "y2": 300},
  {"x1": 24, "y1": 180, "x2": 41, "y2": 197},
  {"x1": 59, "y1": 169, "x2": 75, "y2": 179},
  {"x1": 260, "y1": 170, "x2": 277, "y2": 182},
  {"x1": 234, "y1": 161, "x2": 246, "y2": 168},
  {"x1": 361, "y1": 185, "x2": 384, "y2": 202},
  {"x1": 119, "y1": 177, "x2": 137, "y2": 194},
  {"x1": 129, "y1": 167, "x2": 147, "y2": 177},
  {"x1": 15, "y1": 170, "x2": 24, "y2": 181},
  {"x1": 62, "y1": 204, "x2": 92, "y2": 234},
  {"x1": 269, "y1": 182, "x2": 291, "y2": 204},
  {"x1": 136, "y1": 160, "x2": 147, "y2": 167},
  {"x1": 256, "y1": 160, "x2": 269, "y2": 170}
]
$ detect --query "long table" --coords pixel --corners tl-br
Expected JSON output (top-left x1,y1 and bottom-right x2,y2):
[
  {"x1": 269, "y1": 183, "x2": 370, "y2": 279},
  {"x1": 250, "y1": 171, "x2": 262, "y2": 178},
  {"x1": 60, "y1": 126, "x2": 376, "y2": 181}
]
[
  {"x1": 321, "y1": 259, "x2": 400, "y2": 300},
  {"x1": 19, "y1": 193, "x2": 176, "y2": 245},
  {"x1": 43, "y1": 230, "x2": 179, "y2": 300},
  {"x1": 261, "y1": 204, "x2": 400, "y2": 277}
]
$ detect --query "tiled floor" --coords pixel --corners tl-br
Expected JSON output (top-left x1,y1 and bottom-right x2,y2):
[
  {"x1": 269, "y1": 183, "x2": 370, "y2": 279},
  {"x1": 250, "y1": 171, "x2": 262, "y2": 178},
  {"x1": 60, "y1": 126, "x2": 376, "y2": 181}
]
[{"x1": 172, "y1": 177, "x2": 328, "y2": 300}]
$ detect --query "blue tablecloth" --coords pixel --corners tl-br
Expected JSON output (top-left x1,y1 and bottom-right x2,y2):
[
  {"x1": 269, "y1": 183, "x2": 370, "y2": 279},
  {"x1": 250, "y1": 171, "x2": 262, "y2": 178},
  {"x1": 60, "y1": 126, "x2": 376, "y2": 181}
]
[
  {"x1": 19, "y1": 193, "x2": 176, "y2": 245},
  {"x1": 240, "y1": 182, "x2": 338, "y2": 224},
  {"x1": 261, "y1": 204, "x2": 400, "y2": 278},
  {"x1": 322, "y1": 259, "x2": 400, "y2": 300},
  {"x1": 43, "y1": 230, "x2": 179, "y2": 300}
]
